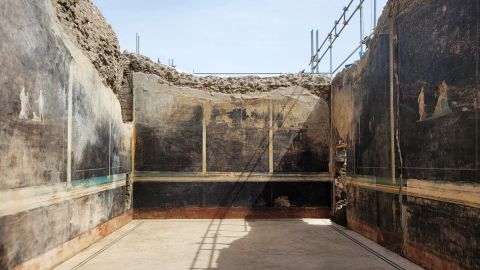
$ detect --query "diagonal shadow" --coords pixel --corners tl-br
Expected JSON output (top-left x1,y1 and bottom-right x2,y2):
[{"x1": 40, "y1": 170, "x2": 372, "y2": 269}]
[{"x1": 189, "y1": 87, "x2": 319, "y2": 270}]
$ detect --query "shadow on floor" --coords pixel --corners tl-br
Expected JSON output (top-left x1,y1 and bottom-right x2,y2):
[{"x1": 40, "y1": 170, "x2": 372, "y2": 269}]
[{"x1": 188, "y1": 217, "x2": 404, "y2": 270}]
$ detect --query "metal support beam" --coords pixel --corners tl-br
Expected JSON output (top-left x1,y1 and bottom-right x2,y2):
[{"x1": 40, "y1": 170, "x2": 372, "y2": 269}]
[
  {"x1": 329, "y1": 34, "x2": 333, "y2": 79},
  {"x1": 135, "y1": 33, "x2": 140, "y2": 55},
  {"x1": 310, "y1": 30, "x2": 314, "y2": 73},
  {"x1": 315, "y1": 29, "x2": 319, "y2": 73},
  {"x1": 360, "y1": 2, "x2": 364, "y2": 57},
  {"x1": 310, "y1": 0, "x2": 370, "y2": 74}
]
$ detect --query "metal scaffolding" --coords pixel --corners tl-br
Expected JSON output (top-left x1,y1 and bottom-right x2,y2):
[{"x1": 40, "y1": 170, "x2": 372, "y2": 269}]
[
  {"x1": 309, "y1": 0, "x2": 378, "y2": 77},
  {"x1": 136, "y1": 33, "x2": 140, "y2": 55}
]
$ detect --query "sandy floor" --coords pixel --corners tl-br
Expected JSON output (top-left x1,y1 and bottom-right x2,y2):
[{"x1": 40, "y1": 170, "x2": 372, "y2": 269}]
[{"x1": 55, "y1": 219, "x2": 422, "y2": 270}]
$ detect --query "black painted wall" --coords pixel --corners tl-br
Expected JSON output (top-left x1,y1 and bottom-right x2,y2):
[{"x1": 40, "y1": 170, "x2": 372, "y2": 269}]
[
  {"x1": 334, "y1": 1, "x2": 479, "y2": 268},
  {"x1": 133, "y1": 181, "x2": 331, "y2": 209},
  {"x1": 396, "y1": 1, "x2": 479, "y2": 183},
  {"x1": 334, "y1": 0, "x2": 480, "y2": 184},
  {"x1": 352, "y1": 34, "x2": 391, "y2": 179},
  {"x1": 134, "y1": 76, "x2": 331, "y2": 174},
  {"x1": 206, "y1": 101, "x2": 269, "y2": 172},
  {"x1": 0, "y1": 0, "x2": 70, "y2": 189},
  {"x1": 404, "y1": 196, "x2": 480, "y2": 269},
  {"x1": 0, "y1": 186, "x2": 127, "y2": 269},
  {"x1": 0, "y1": 0, "x2": 132, "y2": 268},
  {"x1": 346, "y1": 186, "x2": 403, "y2": 252}
]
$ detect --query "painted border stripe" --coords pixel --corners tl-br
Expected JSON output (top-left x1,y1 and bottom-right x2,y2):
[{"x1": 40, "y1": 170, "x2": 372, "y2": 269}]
[{"x1": 0, "y1": 180, "x2": 126, "y2": 217}]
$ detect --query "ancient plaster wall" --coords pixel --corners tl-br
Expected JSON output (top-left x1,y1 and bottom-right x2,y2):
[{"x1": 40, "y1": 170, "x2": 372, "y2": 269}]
[
  {"x1": 333, "y1": 0, "x2": 479, "y2": 183},
  {"x1": 0, "y1": 0, "x2": 131, "y2": 268},
  {"x1": 133, "y1": 72, "x2": 330, "y2": 173},
  {"x1": 120, "y1": 53, "x2": 330, "y2": 122},
  {"x1": 132, "y1": 72, "x2": 332, "y2": 215},
  {"x1": 332, "y1": 0, "x2": 480, "y2": 269}
]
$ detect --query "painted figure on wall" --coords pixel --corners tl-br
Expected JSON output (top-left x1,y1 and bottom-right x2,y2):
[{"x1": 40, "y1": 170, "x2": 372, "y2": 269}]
[
  {"x1": 33, "y1": 89, "x2": 45, "y2": 122},
  {"x1": 433, "y1": 81, "x2": 451, "y2": 117},
  {"x1": 417, "y1": 86, "x2": 426, "y2": 121},
  {"x1": 19, "y1": 87, "x2": 31, "y2": 120},
  {"x1": 38, "y1": 89, "x2": 44, "y2": 121},
  {"x1": 476, "y1": 89, "x2": 480, "y2": 110}
]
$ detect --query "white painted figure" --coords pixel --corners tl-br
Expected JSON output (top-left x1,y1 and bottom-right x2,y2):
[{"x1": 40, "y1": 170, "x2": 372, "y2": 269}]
[
  {"x1": 19, "y1": 87, "x2": 30, "y2": 120},
  {"x1": 37, "y1": 89, "x2": 45, "y2": 122}
]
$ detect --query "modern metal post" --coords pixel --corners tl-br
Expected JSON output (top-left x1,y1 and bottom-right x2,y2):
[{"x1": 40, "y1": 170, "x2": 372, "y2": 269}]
[
  {"x1": 359, "y1": 2, "x2": 364, "y2": 57},
  {"x1": 310, "y1": 30, "x2": 314, "y2": 73},
  {"x1": 308, "y1": 0, "x2": 370, "y2": 76},
  {"x1": 135, "y1": 33, "x2": 140, "y2": 55},
  {"x1": 329, "y1": 34, "x2": 333, "y2": 79},
  {"x1": 316, "y1": 29, "x2": 319, "y2": 73}
]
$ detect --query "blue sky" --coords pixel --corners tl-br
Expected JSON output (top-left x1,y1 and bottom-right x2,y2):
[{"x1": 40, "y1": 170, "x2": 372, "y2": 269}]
[{"x1": 92, "y1": 0, "x2": 387, "y2": 74}]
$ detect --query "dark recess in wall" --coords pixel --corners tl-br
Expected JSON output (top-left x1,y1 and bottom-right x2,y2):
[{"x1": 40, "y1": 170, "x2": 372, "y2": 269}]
[{"x1": 133, "y1": 181, "x2": 331, "y2": 209}]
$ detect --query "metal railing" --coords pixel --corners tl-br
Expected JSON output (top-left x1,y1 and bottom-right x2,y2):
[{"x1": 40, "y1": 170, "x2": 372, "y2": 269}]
[
  {"x1": 310, "y1": 0, "x2": 378, "y2": 77},
  {"x1": 191, "y1": 72, "x2": 331, "y2": 77},
  {"x1": 193, "y1": 72, "x2": 287, "y2": 76},
  {"x1": 135, "y1": 33, "x2": 140, "y2": 55}
]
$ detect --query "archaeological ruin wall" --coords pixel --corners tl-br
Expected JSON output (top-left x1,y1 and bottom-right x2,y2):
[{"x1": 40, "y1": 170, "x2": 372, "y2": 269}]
[
  {"x1": 331, "y1": 1, "x2": 480, "y2": 269},
  {"x1": 130, "y1": 58, "x2": 333, "y2": 218},
  {"x1": 0, "y1": 1, "x2": 131, "y2": 269},
  {"x1": 0, "y1": 0, "x2": 333, "y2": 268}
]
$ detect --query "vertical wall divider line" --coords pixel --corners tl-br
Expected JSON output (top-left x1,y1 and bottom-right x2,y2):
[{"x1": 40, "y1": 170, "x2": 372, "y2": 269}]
[
  {"x1": 476, "y1": 0, "x2": 479, "y2": 171},
  {"x1": 67, "y1": 64, "x2": 74, "y2": 189},
  {"x1": 131, "y1": 122, "x2": 136, "y2": 175},
  {"x1": 202, "y1": 103, "x2": 207, "y2": 175},
  {"x1": 131, "y1": 75, "x2": 137, "y2": 177},
  {"x1": 268, "y1": 100, "x2": 274, "y2": 173},
  {"x1": 108, "y1": 92, "x2": 112, "y2": 180},
  {"x1": 389, "y1": 6, "x2": 396, "y2": 185}
]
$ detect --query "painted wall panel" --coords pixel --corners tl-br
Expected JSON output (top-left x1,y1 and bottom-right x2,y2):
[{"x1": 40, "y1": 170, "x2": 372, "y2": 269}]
[
  {"x1": 334, "y1": 0, "x2": 479, "y2": 269},
  {"x1": 134, "y1": 73, "x2": 330, "y2": 173},
  {"x1": 333, "y1": 0, "x2": 479, "y2": 183},
  {"x1": 0, "y1": 0, "x2": 70, "y2": 189},
  {"x1": 0, "y1": 186, "x2": 127, "y2": 269},
  {"x1": 396, "y1": 1, "x2": 479, "y2": 183},
  {"x1": 206, "y1": 98, "x2": 269, "y2": 172},
  {"x1": 133, "y1": 76, "x2": 203, "y2": 171},
  {"x1": 273, "y1": 95, "x2": 330, "y2": 172},
  {"x1": 333, "y1": 34, "x2": 391, "y2": 180},
  {"x1": 404, "y1": 196, "x2": 480, "y2": 269},
  {"x1": 0, "y1": 0, "x2": 132, "y2": 268}
]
